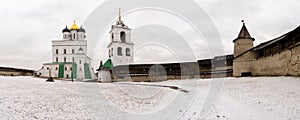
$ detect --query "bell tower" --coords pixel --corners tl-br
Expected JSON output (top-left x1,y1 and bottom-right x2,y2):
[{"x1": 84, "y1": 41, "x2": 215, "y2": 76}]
[
  {"x1": 233, "y1": 20, "x2": 255, "y2": 58},
  {"x1": 108, "y1": 8, "x2": 134, "y2": 66}
]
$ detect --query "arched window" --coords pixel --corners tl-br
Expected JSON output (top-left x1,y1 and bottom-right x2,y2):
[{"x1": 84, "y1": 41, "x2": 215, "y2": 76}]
[
  {"x1": 111, "y1": 33, "x2": 114, "y2": 40},
  {"x1": 56, "y1": 57, "x2": 58, "y2": 62},
  {"x1": 109, "y1": 50, "x2": 111, "y2": 58},
  {"x1": 64, "y1": 49, "x2": 67, "y2": 54},
  {"x1": 117, "y1": 47, "x2": 122, "y2": 56},
  {"x1": 56, "y1": 49, "x2": 58, "y2": 54},
  {"x1": 64, "y1": 57, "x2": 66, "y2": 62},
  {"x1": 126, "y1": 48, "x2": 130, "y2": 56},
  {"x1": 120, "y1": 31, "x2": 126, "y2": 43}
]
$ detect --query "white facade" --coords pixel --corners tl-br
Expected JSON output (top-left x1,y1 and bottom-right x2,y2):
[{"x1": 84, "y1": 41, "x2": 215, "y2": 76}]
[
  {"x1": 98, "y1": 70, "x2": 112, "y2": 82},
  {"x1": 36, "y1": 21, "x2": 96, "y2": 80},
  {"x1": 107, "y1": 14, "x2": 134, "y2": 66}
]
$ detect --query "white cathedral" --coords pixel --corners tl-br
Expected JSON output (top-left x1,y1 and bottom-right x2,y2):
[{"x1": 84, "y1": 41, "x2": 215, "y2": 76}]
[{"x1": 36, "y1": 21, "x2": 96, "y2": 80}]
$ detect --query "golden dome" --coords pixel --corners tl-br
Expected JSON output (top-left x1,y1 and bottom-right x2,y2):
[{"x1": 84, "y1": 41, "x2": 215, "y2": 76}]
[{"x1": 70, "y1": 20, "x2": 79, "y2": 30}]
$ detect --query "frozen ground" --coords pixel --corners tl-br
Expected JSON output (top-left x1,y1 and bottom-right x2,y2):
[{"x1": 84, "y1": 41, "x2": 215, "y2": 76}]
[{"x1": 0, "y1": 76, "x2": 299, "y2": 120}]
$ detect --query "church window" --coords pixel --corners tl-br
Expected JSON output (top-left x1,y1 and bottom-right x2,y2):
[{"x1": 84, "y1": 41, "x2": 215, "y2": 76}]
[
  {"x1": 126, "y1": 48, "x2": 130, "y2": 56},
  {"x1": 47, "y1": 67, "x2": 49, "y2": 70},
  {"x1": 111, "y1": 48, "x2": 113, "y2": 56},
  {"x1": 117, "y1": 47, "x2": 122, "y2": 56},
  {"x1": 56, "y1": 49, "x2": 59, "y2": 54},
  {"x1": 64, "y1": 57, "x2": 66, "y2": 62},
  {"x1": 72, "y1": 57, "x2": 75, "y2": 62},
  {"x1": 79, "y1": 60, "x2": 82, "y2": 64},
  {"x1": 64, "y1": 49, "x2": 67, "y2": 54},
  {"x1": 65, "y1": 67, "x2": 67, "y2": 71},
  {"x1": 55, "y1": 67, "x2": 58, "y2": 70},
  {"x1": 72, "y1": 49, "x2": 74, "y2": 54},
  {"x1": 79, "y1": 47, "x2": 83, "y2": 53},
  {"x1": 56, "y1": 57, "x2": 58, "y2": 62},
  {"x1": 109, "y1": 50, "x2": 111, "y2": 58},
  {"x1": 120, "y1": 31, "x2": 126, "y2": 43},
  {"x1": 112, "y1": 33, "x2": 114, "y2": 40},
  {"x1": 79, "y1": 68, "x2": 82, "y2": 71}
]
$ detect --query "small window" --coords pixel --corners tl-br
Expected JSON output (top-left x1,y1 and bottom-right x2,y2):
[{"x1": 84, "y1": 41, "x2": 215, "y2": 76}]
[
  {"x1": 79, "y1": 47, "x2": 83, "y2": 52},
  {"x1": 56, "y1": 49, "x2": 59, "y2": 54},
  {"x1": 64, "y1": 57, "x2": 66, "y2": 62},
  {"x1": 72, "y1": 57, "x2": 75, "y2": 62},
  {"x1": 111, "y1": 48, "x2": 113, "y2": 56},
  {"x1": 56, "y1": 57, "x2": 58, "y2": 62},
  {"x1": 111, "y1": 33, "x2": 114, "y2": 40},
  {"x1": 79, "y1": 68, "x2": 82, "y2": 71},
  {"x1": 120, "y1": 31, "x2": 126, "y2": 43},
  {"x1": 109, "y1": 50, "x2": 111, "y2": 58},
  {"x1": 126, "y1": 48, "x2": 130, "y2": 56},
  {"x1": 64, "y1": 49, "x2": 67, "y2": 54},
  {"x1": 56, "y1": 67, "x2": 58, "y2": 70},
  {"x1": 47, "y1": 67, "x2": 49, "y2": 70},
  {"x1": 65, "y1": 67, "x2": 67, "y2": 71},
  {"x1": 117, "y1": 47, "x2": 122, "y2": 56},
  {"x1": 79, "y1": 60, "x2": 81, "y2": 64},
  {"x1": 72, "y1": 49, "x2": 75, "y2": 54}
]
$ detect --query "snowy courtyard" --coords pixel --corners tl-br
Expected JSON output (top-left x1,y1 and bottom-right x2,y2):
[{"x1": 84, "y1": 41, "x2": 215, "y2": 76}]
[{"x1": 0, "y1": 76, "x2": 299, "y2": 120}]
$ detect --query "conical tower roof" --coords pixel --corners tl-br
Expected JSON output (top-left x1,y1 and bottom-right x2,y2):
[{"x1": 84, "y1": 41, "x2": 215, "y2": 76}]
[{"x1": 233, "y1": 20, "x2": 255, "y2": 42}]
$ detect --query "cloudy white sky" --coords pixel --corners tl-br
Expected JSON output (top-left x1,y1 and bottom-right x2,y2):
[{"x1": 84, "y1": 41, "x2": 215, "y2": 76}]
[{"x1": 0, "y1": 0, "x2": 299, "y2": 70}]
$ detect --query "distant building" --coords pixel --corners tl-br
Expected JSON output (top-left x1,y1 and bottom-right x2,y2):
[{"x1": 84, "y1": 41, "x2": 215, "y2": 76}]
[
  {"x1": 233, "y1": 21, "x2": 300, "y2": 77},
  {"x1": 36, "y1": 21, "x2": 96, "y2": 80},
  {"x1": 0, "y1": 67, "x2": 33, "y2": 76}
]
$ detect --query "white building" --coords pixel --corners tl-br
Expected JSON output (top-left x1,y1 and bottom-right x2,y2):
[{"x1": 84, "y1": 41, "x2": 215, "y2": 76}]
[
  {"x1": 107, "y1": 9, "x2": 134, "y2": 66},
  {"x1": 36, "y1": 21, "x2": 96, "y2": 80},
  {"x1": 98, "y1": 9, "x2": 134, "y2": 82}
]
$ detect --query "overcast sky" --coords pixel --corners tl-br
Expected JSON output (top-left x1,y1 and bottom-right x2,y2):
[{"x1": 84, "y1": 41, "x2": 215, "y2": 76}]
[{"x1": 0, "y1": 0, "x2": 299, "y2": 70}]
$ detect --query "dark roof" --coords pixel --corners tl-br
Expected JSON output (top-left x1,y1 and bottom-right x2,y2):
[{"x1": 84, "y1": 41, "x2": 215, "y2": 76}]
[
  {"x1": 62, "y1": 26, "x2": 70, "y2": 33},
  {"x1": 78, "y1": 26, "x2": 86, "y2": 33},
  {"x1": 233, "y1": 22, "x2": 255, "y2": 42},
  {"x1": 253, "y1": 25, "x2": 300, "y2": 50},
  {"x1": 0, "y1": 67, "x2": 34, "y2": 73}
]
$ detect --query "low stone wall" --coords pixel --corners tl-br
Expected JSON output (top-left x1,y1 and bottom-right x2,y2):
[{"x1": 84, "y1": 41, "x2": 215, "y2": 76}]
[{"x1": 0, "y1": 67, "x2": 34, "y2": 76}]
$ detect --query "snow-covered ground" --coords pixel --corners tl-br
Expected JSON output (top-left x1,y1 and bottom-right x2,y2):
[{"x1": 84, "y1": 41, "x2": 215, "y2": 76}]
[{"x1": 0, "y1": 76, "x2": 299, "y2": 120}]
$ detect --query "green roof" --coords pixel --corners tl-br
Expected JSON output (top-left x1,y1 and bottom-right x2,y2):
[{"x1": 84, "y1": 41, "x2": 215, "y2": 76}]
[{"x1": 100, "y1": 59, "x2": 113, "y2": 70}]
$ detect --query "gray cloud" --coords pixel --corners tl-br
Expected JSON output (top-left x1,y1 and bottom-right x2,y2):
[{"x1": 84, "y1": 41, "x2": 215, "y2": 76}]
[{"x1": 0, "y1": 0, "x2": 299, "y2": 70}]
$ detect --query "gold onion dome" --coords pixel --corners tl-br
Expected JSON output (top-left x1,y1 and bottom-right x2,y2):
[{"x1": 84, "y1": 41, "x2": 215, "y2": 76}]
[{"x1": 70, "y1": 20, "x2": 79, "y2": 30}]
